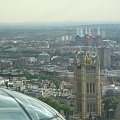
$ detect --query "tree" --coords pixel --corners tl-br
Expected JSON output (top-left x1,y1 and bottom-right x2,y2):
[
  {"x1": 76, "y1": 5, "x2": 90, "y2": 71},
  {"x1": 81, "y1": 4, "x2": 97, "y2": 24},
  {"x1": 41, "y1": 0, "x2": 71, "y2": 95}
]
[
  {"x1": 103, "y1": 96, "x2": 119, "y2": 119},
  {"x1": 23, "y1": 70, "x2": 60, "y2": 88},
  {"x1": 38, "y1": 96, "x2": 73, "y2": 118},
  {"x1": 38, "y1": 96, "x2": 61, "y2": 112},
  {"x1": 103, "y1": 97, "x2": 118, "y2": 111}
]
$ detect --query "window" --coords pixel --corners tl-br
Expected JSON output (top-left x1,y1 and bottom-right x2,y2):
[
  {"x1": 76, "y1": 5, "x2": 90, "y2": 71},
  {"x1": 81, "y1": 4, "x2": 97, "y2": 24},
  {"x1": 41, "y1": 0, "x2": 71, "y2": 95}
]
[
  {"x1": 86, "y1": 83, "x2": 95, "y2": 93},
  {"x1": 87, "y1": 103, "x2": 90, "y2": 112},
  {"x1": 90, "y1": 103, "x2": 92, "y2": 112},
  {"x1": 87, "y1": 83, "x2": 89, "y2": 93},
  {"x1": 87, "y1": 102, "x2": 96, "y2": 112},
  {"x1": 78, "y1": 103, "x2": 82, "y2": 112},
  {"x1": 93, "y1": 103, "x2": 95, "y2": 112},
  {"x1": 93, "y1": 83, "x2": 95, "y2": 93},
  {"x1": 90, "y1": 83, "x2": 92, "y2": 93}
]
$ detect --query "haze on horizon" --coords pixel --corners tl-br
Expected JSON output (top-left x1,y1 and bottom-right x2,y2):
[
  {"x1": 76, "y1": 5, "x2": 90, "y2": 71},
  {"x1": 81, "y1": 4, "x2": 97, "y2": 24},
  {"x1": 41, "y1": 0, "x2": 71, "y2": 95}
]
[{"x1": 0, "y1": 0, "x2": 120, "y2": 24}]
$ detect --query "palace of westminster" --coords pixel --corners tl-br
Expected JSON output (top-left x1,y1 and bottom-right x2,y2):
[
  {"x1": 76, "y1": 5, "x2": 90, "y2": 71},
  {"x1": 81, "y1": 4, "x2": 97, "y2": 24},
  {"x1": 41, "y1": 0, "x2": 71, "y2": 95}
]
[{"x1": 73, "y1": 50, "x2": 101, "y2": 120}]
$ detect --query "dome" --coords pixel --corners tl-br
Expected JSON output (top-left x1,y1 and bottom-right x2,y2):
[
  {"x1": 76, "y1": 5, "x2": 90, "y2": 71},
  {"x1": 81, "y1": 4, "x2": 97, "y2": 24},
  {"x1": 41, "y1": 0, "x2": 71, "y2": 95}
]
[
  {"x1": 105, "y1": 88, "x2": 120, "y2": 96},
  {"x1": 0, "y1": 88, "x2": 65, "y2": 120},
  {"x1": 109, "y1": 84, "x2": 115, "y2": 88}
]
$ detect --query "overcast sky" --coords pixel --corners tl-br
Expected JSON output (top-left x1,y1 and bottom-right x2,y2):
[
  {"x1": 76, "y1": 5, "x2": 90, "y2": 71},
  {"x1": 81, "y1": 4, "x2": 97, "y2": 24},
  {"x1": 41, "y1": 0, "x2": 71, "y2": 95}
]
[{"x1": 0, "y1": 0, "x2": 120, "y2": 23}]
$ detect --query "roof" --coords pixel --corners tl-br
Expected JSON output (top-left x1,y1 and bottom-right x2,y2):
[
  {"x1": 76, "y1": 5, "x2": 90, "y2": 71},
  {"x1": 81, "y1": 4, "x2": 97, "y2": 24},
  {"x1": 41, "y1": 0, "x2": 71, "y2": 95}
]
[
  {"x1": 39, "y1": 52, "x2": 50, "y2": 56},
  {"x1": 0, "y1": 88, "x2": 65, "y2": 120}
]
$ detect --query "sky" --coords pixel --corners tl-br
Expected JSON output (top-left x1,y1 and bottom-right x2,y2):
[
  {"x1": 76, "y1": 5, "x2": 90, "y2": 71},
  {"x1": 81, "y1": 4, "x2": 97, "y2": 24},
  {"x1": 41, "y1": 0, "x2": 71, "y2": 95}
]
[{"x1": 0, "y1": 0, "x2": 120, "y2": 24}]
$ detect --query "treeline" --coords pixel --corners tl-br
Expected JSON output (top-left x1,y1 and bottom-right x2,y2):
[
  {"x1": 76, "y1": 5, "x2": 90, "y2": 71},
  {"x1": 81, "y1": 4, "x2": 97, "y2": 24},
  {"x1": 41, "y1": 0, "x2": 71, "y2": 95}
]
[
  {"x1": 38, "y1": 96, "x2": 73, "y2": 118},
  {"x1": 23, "y1": 70, "x2": 60, "y2": 88}
]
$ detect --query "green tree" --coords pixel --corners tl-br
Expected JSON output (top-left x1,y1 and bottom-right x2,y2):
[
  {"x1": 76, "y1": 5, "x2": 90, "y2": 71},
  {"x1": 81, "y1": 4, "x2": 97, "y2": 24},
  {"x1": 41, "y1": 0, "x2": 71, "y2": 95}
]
[
  {"x1": 103, "y1": 96, "x2": 119, "y2": 119},
  {"x1": 38, "y1": 96, "x2": 73, "y2": 115},
  {"x1": 23, "y1": 70, "x2": 34, "y2": 80},
  {"x1": 103, "y1": 97, "x2": 119, "y2": 111},
  {"x1": 60, "y1": 104, "x2": 73, "y2": 115},
  {"x1": 23, "y1": 70, "x2": 60, "y2": 88},
  {"x1": 38, "y1": 96, "x2": 61, "y2": 112}
]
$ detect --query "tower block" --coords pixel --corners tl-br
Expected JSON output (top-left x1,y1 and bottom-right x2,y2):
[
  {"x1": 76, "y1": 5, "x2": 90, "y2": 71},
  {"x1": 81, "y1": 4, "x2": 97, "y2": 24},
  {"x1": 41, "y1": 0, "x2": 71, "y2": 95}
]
[{"x1": 74, "y1": 51, "x2": 101, "y2": 120}]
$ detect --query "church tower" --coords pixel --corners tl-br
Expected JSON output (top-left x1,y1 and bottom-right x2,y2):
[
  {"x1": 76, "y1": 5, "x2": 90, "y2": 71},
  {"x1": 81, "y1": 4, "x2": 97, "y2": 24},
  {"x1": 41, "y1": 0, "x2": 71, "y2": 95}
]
[{"x1": 74, "y1": 51, "x2": 101, "y2": 120}]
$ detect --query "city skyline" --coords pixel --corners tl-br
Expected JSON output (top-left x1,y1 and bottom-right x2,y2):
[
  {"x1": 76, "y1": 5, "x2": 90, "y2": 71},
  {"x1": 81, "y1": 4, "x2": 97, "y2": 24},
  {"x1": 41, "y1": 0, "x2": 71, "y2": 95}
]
[{"x1": 0, "y1": 0, "x2": 120, "y2": 24}]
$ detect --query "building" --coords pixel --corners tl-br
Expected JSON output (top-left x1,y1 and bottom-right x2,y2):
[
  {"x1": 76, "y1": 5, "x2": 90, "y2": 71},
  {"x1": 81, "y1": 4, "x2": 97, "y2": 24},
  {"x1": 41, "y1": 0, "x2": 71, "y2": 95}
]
[
  {"x1": 111, "y1": 51, "x2": 120, "y2": 69},
  {"x1": 38, "y1": 52, "x2": 50, "y2": 63},
  {"x1": 74, "y1": 27, "x2": 103, "y2": 47},
  {"x1": 98, "y1": 47, "x2": 111, "y2": 69},
  {"x1": 74, "y1": 51, "x2": 101, "y2": 120}
]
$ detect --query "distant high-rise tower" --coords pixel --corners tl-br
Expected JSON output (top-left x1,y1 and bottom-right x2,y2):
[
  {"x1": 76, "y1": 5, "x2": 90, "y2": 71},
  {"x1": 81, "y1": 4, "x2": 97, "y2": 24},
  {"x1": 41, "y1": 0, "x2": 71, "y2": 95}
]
[
  {"x1": 101, "y1": 31, "x2": 106, "y2": 39},
  {"x1": 97, "y1": 27, "x2": 101, "y2": 36},
  {"x1": 98, "y1": 47, "x2": 111, "y2": 69},
  {"x1": 74, "y1": 51, "x2": 101, "y2": 120},
  {"x1": 85, "y1": 27, "x2": 88, "y2": 35}
]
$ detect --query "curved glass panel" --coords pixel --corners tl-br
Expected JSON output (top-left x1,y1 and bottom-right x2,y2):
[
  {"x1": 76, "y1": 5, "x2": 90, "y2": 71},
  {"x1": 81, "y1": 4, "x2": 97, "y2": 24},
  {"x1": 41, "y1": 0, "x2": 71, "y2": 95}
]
[
  {"x1": 1, "y1": 89, "x2": 65, "y2": 120},
  {"x1": 0, "y1": 111, "x2": 29, "y2": 120},
  {"x1": 0, "y1": 94, "x2": 30, "y2": 120}
]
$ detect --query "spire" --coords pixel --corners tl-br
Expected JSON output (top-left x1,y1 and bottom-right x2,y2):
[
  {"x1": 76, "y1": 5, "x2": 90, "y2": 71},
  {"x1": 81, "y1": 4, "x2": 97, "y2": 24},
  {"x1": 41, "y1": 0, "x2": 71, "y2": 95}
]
[
  {"x1": 96, "y1": 48, "x2": 100, "y2": 65},
  {"x1": 80, "y1": 28, "x2": 84, "y2": 37},
  {"x1": 88, "y1": 28, "x2": 92, "y2": 36},
  {"x1": 97, "y1": 27, "x2": 101, "y2": 36}
]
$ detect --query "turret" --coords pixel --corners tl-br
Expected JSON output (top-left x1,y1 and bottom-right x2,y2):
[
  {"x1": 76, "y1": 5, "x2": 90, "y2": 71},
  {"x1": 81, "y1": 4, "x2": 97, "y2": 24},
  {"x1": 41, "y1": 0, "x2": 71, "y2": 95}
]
[{"x1": 96, "y1": 49, "x2": 100, "y2": 65}]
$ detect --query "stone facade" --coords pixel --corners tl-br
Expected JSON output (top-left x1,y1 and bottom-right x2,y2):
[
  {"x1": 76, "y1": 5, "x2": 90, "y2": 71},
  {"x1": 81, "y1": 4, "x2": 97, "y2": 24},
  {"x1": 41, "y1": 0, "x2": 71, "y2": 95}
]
[{"x1": 74, "y1": 51, "x2": 101, "y2": 120}]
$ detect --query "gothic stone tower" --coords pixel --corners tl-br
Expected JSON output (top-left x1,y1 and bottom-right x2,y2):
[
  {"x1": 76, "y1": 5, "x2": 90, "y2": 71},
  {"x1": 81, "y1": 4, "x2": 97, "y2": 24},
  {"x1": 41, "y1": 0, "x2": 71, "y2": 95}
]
[{"x1": 74, "y1": 51, "x2": 101, "y2": 120}]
